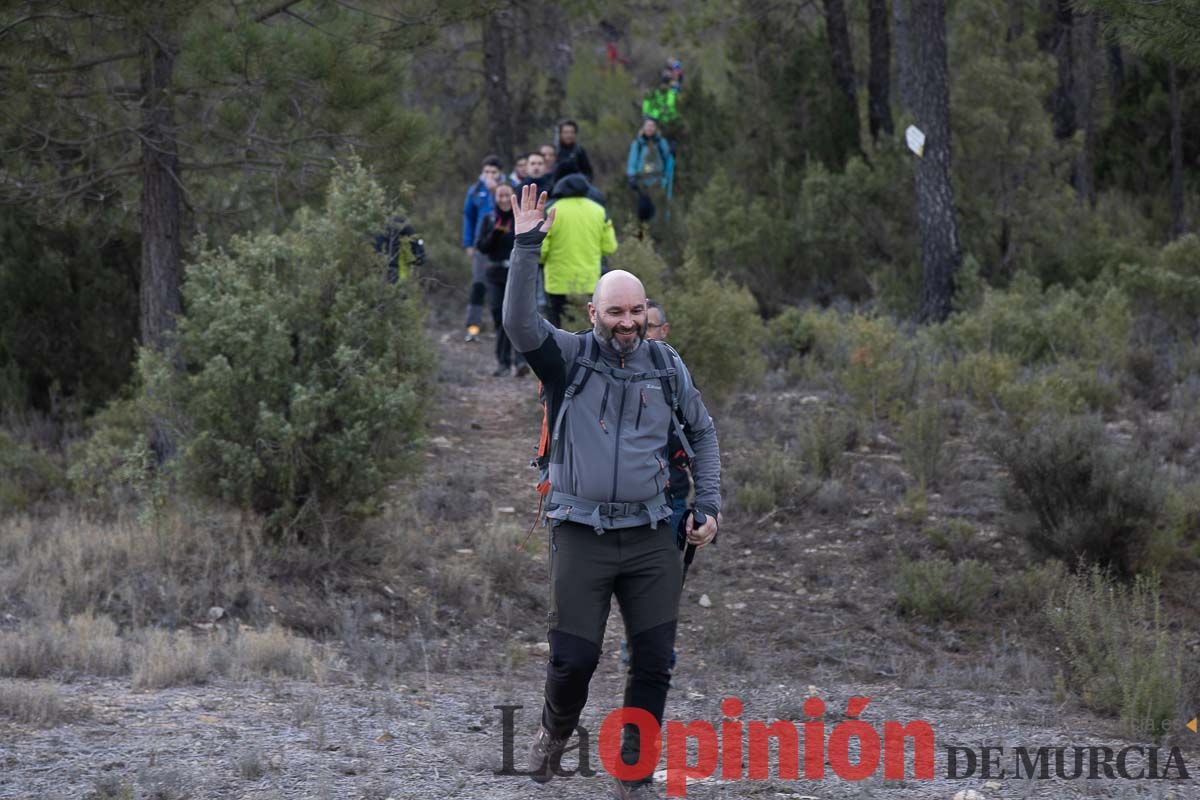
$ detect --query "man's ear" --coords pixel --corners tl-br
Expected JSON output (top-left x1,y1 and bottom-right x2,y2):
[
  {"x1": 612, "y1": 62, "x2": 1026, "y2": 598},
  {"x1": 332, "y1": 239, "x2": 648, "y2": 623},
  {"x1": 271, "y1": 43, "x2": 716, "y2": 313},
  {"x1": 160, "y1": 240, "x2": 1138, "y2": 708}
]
[{"x1": 587, "y1": 302, "x2": 597, "y2": 324}]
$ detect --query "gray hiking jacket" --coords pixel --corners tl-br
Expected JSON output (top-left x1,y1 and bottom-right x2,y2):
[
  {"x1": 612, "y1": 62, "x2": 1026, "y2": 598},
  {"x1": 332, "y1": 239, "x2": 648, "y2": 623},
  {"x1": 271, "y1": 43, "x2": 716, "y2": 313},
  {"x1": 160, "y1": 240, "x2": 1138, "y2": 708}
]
[{"x1": 503, "y1": 228, "x2": 721, "y2": 531}]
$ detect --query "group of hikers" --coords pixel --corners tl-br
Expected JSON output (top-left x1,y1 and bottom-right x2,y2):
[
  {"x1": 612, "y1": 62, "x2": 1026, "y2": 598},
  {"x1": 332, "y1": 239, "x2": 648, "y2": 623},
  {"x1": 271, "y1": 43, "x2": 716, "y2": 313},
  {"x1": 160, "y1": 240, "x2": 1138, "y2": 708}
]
[{"x1": 460, "y1": 61, "x2": 685, "y2": 379}]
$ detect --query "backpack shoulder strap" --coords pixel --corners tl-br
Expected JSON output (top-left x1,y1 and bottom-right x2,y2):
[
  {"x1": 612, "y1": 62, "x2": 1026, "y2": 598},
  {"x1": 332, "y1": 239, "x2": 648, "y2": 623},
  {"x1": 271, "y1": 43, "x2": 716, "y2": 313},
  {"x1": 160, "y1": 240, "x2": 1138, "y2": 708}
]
[
  {"x1": 547, "y1": 332, "x2": 601, "y2": 464},
  {"x1": 647, "y1": 340, "x2": 694, "y2": 459}
]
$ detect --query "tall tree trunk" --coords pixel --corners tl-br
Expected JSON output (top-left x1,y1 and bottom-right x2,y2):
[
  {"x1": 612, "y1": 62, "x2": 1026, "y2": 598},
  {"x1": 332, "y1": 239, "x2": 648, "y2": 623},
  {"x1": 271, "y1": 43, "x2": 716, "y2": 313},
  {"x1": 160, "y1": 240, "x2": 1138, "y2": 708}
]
[
  {"x1": 893, "y1": 0, "x2": 914, "y2": 114},
  {"x1": 542, "y1": 5, "x2": 573, "y2": 128},
  {"x1": 139, "y1": 26, "x2": 182, "y2": 353},
  {"x1": 1074, "y1": 12, "x2": 1099, "y2": 206},
  {"x1": 904, "y1": 0, "x2": 962, "y2": 324},
  {"x1": 822, "y1": 0, "x2": 860, "y2": 164},
  {"x1": 867, "y1": 0, "x2": 894, "y2": 141},
  {"x1": 1006, "y1": 0, "x2": 1025, "y2": 42},
  {"x1": 1107, "y1": 39, "x2": 1124, "y2": 102},
  {"x1": 1047, "y1": 0, "x2": 1076, "y2": 140},
  {"x1": 1169, "y1": 61, "x2": 1186, "y2": 240},
  {"x1": 482, "y1": 10, "x2": 514, "y2": 163}
]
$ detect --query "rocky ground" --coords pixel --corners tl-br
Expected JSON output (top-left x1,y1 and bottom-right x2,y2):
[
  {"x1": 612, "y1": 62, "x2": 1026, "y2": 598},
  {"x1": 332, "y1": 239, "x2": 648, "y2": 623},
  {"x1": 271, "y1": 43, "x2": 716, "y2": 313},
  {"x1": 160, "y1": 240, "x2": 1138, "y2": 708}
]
[{"x1": 1, "y1": 321, "x2": 1196, "y2": 799}]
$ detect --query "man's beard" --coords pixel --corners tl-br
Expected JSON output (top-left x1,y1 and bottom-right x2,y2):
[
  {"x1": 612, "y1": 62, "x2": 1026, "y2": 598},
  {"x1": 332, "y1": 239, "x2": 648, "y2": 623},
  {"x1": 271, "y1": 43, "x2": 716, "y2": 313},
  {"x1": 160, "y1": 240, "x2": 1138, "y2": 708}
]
[{"x1": 595, "y1": 318, "x2": 645, "y2": 355}]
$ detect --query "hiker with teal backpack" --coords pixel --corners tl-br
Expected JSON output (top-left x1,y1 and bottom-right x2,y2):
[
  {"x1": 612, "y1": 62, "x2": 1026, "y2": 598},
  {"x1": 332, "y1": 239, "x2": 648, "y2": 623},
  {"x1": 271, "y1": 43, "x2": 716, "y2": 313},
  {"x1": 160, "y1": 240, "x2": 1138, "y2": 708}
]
[
  {"x1": 626, "y1": 118, "x2": 674, "y2": 226},
  {"x1": 503, "y1": 184, "x2": 721, "y2": 800}
]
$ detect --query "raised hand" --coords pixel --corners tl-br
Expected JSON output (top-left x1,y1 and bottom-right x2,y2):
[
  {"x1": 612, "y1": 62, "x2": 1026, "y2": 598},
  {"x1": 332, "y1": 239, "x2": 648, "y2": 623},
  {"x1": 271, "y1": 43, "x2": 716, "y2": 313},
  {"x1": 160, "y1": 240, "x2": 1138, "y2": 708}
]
[{"x1": 513, "y1": 183, "x2": 556, "y2": 236}]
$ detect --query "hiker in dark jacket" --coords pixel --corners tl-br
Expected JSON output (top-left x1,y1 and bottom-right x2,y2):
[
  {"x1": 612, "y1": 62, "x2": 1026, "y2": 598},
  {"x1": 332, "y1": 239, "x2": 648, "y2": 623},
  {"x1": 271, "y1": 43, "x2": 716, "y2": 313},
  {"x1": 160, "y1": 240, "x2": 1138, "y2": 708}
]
[
  {"x1": 645, "y1": 300, "x2": 689, "y2": 542},
  {"x1": 521, "y1": 151, "x2": 554, "y2": 196},
  {"x1": 463, "y1": 155, "x2": 504, "y2": 342},
  {"x1": 504, "y1": 184, "x2": 720, "y2": 800},
  {"x1": 475, "y1": 183, "x2": 528, "y2": 377},
  {"x1": 552, "y1": 119, "x2": 594, "y2": 184}
]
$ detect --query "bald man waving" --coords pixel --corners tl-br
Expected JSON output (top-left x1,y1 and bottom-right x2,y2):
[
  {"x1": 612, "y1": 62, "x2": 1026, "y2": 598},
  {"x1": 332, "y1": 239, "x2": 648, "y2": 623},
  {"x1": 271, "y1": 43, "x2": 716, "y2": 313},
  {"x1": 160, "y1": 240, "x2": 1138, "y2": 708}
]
[{"x1": 504, "y1": 185, "x2": 721, "y2": 800}]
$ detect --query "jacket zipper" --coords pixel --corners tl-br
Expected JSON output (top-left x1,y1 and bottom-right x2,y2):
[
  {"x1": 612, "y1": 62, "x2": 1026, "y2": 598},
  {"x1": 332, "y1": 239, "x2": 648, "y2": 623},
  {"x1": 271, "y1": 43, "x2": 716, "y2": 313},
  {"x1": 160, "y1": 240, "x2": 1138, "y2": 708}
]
[
  {"x1": 635, "y1": 388, "x2": 646, "y2": 429},
  {"x1": 611, "y1": 357, "x2": 627, "y2": 502}
]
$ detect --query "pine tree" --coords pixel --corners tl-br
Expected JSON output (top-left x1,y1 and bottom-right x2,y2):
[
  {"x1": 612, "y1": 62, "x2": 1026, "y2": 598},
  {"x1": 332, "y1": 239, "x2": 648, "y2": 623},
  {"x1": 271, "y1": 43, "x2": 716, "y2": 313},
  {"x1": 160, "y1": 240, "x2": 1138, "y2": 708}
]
[
  {"x1": 0, "y1": 1, "x2": 437, "y2": 351},
  {"x1": 895, "y1": 0, "x2": 962, "y2": 323}
]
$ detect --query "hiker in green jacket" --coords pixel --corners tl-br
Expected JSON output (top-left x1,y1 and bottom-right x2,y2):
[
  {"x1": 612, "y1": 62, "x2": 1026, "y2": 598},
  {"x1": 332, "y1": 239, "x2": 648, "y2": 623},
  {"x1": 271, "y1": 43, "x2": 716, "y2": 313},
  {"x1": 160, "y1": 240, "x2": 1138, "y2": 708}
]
[
  {"x1": 641, "y1": 74, "x2": 678, "y2": 126},
  {"x1": 539, "y1": 173, "x2": 618, "y2": 328}
]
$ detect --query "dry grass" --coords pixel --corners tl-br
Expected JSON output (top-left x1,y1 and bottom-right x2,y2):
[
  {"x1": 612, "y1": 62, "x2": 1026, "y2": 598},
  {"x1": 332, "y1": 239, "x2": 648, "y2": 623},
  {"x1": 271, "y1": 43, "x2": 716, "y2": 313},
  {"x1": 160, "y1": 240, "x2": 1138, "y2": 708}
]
[
  {"x1": 228, "y1": 623, "x2": 324, "y2": 680},
  {"x1": 0, "y1": 506, "x2": 260, "y2": 627},
  {"x1": 0, "y1": 613, "x2": 126, "y2": 678},
  {"x1": 0, "y1": 679, "x2": 89, "y2": 726},
  {"x1": 132, "y1": 629, "x2": 212, "y2": 689}
]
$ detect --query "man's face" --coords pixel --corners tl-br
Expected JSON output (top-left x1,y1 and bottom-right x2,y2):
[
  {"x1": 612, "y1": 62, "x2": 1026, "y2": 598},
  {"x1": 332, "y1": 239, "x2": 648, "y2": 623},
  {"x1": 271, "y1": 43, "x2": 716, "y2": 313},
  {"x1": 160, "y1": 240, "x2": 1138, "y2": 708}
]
[
  {"x1": 559, "y1": 125, "x2": 577, "y2": 147},
  {"x1": 494, "y1": 185, "x2": 514, "y2": 211},
  {"x1": 514, "y1": 157, "x2": 527, "y2": 179},
  {"x1": 540, "y1": 145, "x2": 556, "y2": 167},
  {"x1": 526, "y1": 154, "x2": 545, "y2": 178},
  {"x1": 646, "y1": 307, "x2": 670, "y2": 341},
  {"x1": 482, "y1": 165, "x2": 502, "y2": 187},
  {"x1": 589, "y1": 285, "x2": 647, "y2": 356}
]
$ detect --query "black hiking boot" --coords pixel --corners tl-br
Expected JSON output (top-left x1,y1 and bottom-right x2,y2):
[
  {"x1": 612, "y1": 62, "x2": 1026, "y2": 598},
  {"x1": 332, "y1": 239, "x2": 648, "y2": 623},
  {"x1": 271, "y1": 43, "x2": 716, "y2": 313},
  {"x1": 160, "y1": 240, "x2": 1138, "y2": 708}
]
[
  {"x1": 611, "y1": 776, "x2": 662, "y2": 799},
  {"x1": 527, "y1": 725, "x2": 569, "y2": 784}
]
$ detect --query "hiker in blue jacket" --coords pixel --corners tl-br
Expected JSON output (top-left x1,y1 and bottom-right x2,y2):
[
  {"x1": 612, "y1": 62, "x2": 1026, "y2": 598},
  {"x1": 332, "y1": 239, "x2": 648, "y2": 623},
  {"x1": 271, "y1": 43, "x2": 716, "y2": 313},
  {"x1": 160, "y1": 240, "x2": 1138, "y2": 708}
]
[
  {"x1": 626, "y1": 118, "x2": 673, "y2": 195},
  {"x1": 626, "y1": 118, "x2": 674, "y2": 226},
  {"x1": 463, "y1": 155, "x2": 503, "y2": 342}
]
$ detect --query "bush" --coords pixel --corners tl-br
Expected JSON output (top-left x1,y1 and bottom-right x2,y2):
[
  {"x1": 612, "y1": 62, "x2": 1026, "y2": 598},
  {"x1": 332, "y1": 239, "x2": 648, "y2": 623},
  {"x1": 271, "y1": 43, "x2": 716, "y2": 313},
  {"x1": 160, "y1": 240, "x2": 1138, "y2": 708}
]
[
  {"x1": 731, "y1": 450, "x2": 819, "y2": 515},
  {"x1": 83, "y1": 160, "x2": 436, "y2": 541},
  {"x1": 997, "y1": 559, "x2": 1068, "y2": 616},
  {"x1": 939, "y1": 274, "x2": 1132, "y2": 370},
  {"x1": 664, "y1": 262, "x2": 766, "y2": 406},
  {"x1": 1115, "y1": 234, "x2": 1200, "y2": 329},
  {"x1": 923, "y1": 518, "x2": 978, "y2": 561},
  {"x1": 797, "y1": 405, "x2": 855, "y2": 480},
  {"x1": 899, "y1": 402, "x2": 948, "y2": 489},
  {"x1": 988, "y1": 414, "x2": 1165, "y2": 576},
  {"x1": 0, "y1": 431, "x2": 65, "y2": 513},
  {"x1": 1047, "y1": 566, "x2": 1181, "y2": 735},
  {"x1": 896, "y1": 558, "x2": 993, "y2": 621}
]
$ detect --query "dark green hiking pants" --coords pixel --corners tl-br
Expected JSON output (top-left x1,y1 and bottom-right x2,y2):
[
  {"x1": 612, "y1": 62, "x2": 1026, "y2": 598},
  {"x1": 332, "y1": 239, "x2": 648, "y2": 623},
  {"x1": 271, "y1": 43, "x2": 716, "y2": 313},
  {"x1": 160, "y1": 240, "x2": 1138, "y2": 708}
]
[{"x1": 540, "y1": 521, "x2": 682, "y2": 774}]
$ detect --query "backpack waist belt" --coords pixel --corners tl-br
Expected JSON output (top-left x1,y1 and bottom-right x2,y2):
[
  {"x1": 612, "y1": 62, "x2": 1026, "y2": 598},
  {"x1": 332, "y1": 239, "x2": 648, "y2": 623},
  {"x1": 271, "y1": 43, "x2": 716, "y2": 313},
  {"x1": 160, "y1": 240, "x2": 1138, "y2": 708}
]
[{"x1": 547, "y1": 491, "x2": 670, "y2": 534}]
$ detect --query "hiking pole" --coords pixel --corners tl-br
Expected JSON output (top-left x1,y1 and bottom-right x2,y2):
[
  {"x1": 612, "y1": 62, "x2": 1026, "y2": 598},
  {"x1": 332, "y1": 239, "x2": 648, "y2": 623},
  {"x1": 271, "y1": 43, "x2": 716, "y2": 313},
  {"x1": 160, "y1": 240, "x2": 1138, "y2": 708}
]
[{"x1": 681, "y1": 509, "x2": 707, "y2": 587}]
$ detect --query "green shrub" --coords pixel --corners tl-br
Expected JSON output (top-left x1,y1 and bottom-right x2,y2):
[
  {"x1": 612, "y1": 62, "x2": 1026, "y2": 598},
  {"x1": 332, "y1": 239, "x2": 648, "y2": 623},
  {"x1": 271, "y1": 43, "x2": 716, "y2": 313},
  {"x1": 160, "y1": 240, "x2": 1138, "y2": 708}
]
[
  {"x1": 664, "y1": 263, "x2": 766, "y2": 406},
  {"x1": 1115, "y1": 234, "x2": 1200, "y2": 327},
  {"x1": 939, "y1": 274, "x2": 1132, "y2": 370},
  {"x1": 797, "y1": 406, "x2": 855, "y2": 480},
  {"x1": 838, "y1": 314, "x2": 918, "y2": 420},
  {"x1": 896, "y1": 558, "x2": 993, "y2": 621},
  {"x1": 936, "y1": 350, "x2": 1020, "y2": 405},
  {"x1": 78, "y1": 160, "x2": 435, "y2": 541},
  {"x1": 1047, "y1": 566, "x2": 1181, "y2": 736},
  {"x1": 0, "y1": 431, "x2": 65, "y2": 513},
  {"x1": 67, "y1": 395, "x2": 158, "y2": 513},
  {"x1": 899, "y1": 403, "x2": 948, "y2": 489},
  {"x1": 731, "y1": 450, "x2": 818, "y2": 515},
  {"x1": 735, "y1": 483, "x2": 776, "y2": 516},
  {"x1": 998, "y1": 559, "x2": 1068, "y2": 616},
  {"x1": 923, "y1": 518, "x2": 978, "y2": 561},
  {"x1": 988, "y1": 414, "x2": 1164, "y2": 575}
]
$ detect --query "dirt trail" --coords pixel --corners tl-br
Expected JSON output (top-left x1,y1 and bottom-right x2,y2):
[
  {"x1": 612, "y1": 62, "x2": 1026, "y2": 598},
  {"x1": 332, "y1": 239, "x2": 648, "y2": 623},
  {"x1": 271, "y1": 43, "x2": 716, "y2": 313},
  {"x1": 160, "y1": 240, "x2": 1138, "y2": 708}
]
[{"x1": 1, "y1": 328, "x2": 1195, "y2": 800}]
